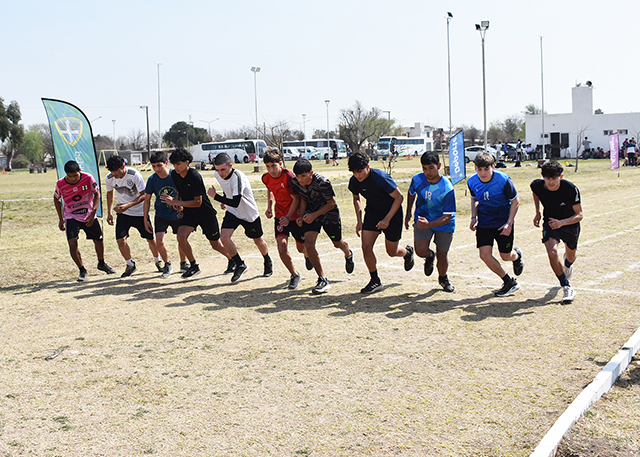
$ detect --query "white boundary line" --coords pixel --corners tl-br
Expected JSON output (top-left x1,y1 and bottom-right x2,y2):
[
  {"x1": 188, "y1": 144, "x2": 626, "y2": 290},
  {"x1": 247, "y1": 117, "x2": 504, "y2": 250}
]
[{"x1": 531, "y1": 327, "x2": 640, "y2": 457}]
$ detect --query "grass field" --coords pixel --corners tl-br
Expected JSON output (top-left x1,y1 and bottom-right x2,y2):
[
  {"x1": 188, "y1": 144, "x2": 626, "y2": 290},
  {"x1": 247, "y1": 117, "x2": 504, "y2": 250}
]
[{"x1": 1, "y1": 158, "x2": 639, "y2": 456}]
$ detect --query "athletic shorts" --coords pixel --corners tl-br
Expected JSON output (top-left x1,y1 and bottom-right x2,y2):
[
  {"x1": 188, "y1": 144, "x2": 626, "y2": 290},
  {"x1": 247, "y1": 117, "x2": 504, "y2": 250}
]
[
  {"x1": 154, "y1": 216, "x2": 182, "y2": 235},
  {"x1": 475, "y1": 226, "x2": 515, "y2": 254},
  {"x1": 414, "y1": 227, "x2": 454, "y2": 252},
  {"x1": 180, "y1": 211, "x2": 221, "y2": 241},
  {"x1": 301, "y1": 217, "x2": 343, "y2": 242},
  {"x1": 116, "y1": 214, "x2": 154, "y2": 241},
  {"x1": 362, "y1": 208, "x2": 403, "y2": 242},
  {"x1": 222, "y1": 211, "x2": 264, "y2": 239},
  {"x1": 542, "y1": 222, "x2": 580, "y2": 251},
  {"x1": 274, "y1": 218, "x2": 305, "y2": 244},
  {"x1": 66, "y1": 218, "x2": 103, "y2": 241}
]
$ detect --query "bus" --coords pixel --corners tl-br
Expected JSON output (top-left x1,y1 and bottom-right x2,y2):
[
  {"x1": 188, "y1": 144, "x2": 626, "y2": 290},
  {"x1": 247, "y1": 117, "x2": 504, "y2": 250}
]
[
  {"x1": 376, "y1": 136, "x2": 432, "y2": 158},
  {"x1": 282, "y1": 139, "x2": 348, "y2": 160},
  {"x1": 189, "y1": 139, "x2": 268, "y2": 164}
]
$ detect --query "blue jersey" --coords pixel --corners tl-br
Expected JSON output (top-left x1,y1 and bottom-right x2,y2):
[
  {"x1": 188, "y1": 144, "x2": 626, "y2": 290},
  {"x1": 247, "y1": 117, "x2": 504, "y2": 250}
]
[
  {"x1": 409, "y1": 173, "x2": 456, "y2": 233},
  {"x1": 467, "y1": 170, "x2": 517, "y2": 228},
  {"x1": 145, "y1": 172, "x2": 181, "y2": 221}
]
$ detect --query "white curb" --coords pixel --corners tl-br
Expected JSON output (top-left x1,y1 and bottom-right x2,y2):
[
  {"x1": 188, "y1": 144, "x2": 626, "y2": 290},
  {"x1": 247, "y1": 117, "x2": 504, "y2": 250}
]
[{"x1": 531, "y1": 326, "x2": 640, "y2": 457}]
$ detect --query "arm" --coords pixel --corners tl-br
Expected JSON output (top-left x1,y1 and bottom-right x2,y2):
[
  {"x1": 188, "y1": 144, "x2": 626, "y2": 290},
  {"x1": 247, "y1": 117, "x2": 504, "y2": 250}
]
[
  {"x1": 417, "y1": 214, "x2": 452, "y2": 229},
  {"x1": 353, "y1": 194, "x2": 364, "y2": 237},
  {"x1": 532, "y1": 192, "x2": 542, "y2": 227},
  {"x1": 404, "y1": 191, "x2": 416, "y2": 230},
  {"x1": 296, "y1": 197, "x2": 308, "y2": 226},
  {"x1": 302, "y1": 198, "x2": 336, "y2": 224},
  {"x1": 377, "y1": 188, "x2": 403, "y2": 230},
  {"x1": 106, "y1": 190, "x2": 115, "y2": 225},
  {"x1": 549, "y1": 203, "x2": 583, "y2": 230},
  {"x1": 54, "y1": 195, "x2": 65, "y2": 231},
  {"x1": 85, "y1": 189, "x2": 100, "y2": 227},
  {"x1": 265, "y1": 191, "x2": 274, "y2": 219},
  {"x1": 114, "y1": 190, "x2": 146, "y2": 214},
  {"x1": 469, "y1": 197, "x2": 478, "y2": 231},
  {"x1": 281, "y1": 193, "x2": 300, "y2": 227},
  {"x1": 143, "y1": 193, "x2": 153, "y2": 233},
  {"x1": 160, "y1": 193, "x2": 202, "y2": 208},
  {"x1": 499, "y1": 195, "x2": 520, "y2": 236}
]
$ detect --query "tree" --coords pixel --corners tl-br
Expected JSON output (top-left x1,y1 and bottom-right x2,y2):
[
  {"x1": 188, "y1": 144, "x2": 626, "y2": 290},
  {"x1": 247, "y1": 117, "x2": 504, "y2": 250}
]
[
  {"x1": 595, "y1": 108, "x2": 604, "y2": 114},
  {"x1": 502, "y1": 115, "x2": 523, "y2": 142},
  {"x1": 163, "y1": 122, "x2": 209, "y2": 148},
  {"x1": 0, "y1": 97, "x2": 25, "y2": 171},
  {"x1": 312, "y1": 129, "x2": 337, "y2": 139},
  {"x1": 337, "y1": 101, "x2": 393, "y2": 154},
  {"x1": 125, "y1": 129, "x2": 146, "y2": 150},
  {"x1": 262, "y1": 121, "x2": 293, "y2": 148},
  {"x1": 32, "y1": 123, "x2": 54, "y2": 164},
  {"x1": 16, "y1": 127, "x2": 44, "y2": 163},
  {"x1": 94, "y1": 134, "x2": 114, "y2": 151},
  {"x1": 487, "y1": 121, "x2": 504, "y2": 144},
  {"x1": 459, "y1": 125, "x2": 480, "y2": 145},
  {"x1": 524, "y1": 104, "x2": 542, "y2": 115}
]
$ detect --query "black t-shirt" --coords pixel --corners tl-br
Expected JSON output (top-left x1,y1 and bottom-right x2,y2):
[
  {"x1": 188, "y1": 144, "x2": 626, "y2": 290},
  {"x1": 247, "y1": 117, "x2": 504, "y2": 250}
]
[
  {"x1": 348, "y1": 168, "x2": 397, "y2": 217},
  {"x1": 291, "y1": 173, "x2": 340, "y2": 224},
  {"x1": 530, "y1": 179, "x2": 580, "y2": 224},
  {"x1": 171, "y1": 168, "x2": 216, "y2": 216}
]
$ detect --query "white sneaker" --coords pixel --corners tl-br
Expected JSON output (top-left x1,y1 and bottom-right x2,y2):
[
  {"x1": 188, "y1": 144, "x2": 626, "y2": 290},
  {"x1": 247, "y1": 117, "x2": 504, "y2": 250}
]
[
  {"x1": 563, "y1": 253, "x2": 573, "y2": 279},
  {"x1": 562, "y1": 285, "x2": 576, "y2": 304}
]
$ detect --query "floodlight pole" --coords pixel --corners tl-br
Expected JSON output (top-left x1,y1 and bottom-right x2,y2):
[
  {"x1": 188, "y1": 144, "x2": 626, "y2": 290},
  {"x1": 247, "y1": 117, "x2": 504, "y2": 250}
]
[
  {"x1": 476, "y1": 21, "x2": 489, "y2": 153},
  {"x1": 447, "y1": 12, "x2": 453, "y2": 142}
]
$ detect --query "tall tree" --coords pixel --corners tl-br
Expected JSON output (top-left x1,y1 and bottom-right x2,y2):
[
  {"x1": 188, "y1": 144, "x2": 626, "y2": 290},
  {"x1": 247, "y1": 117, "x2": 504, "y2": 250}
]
[
  {"x1": 459, "y1": 125, "x2": 480, "y2": 145},
  {"x1": 524, "y1": 104, "x2": 542, "y2": 115},
  {"x1": 502, "y1": 115, "x2": 523, "y2": 142},
  {"x1": 337, "y1": 101, "x2": 392, "y2": 154},
  {"x1": 16, "y1": 127, "x2": 44, "y2": 163},
  {"x1": 33, "y1": 123, "x2": 54, "y2": 164},
  {"x1": 163, "y1": 122, "x2": 208, "y2": 148},
  {"x1": 0, "y1": 98, "x2": 25, "y2": 171}
]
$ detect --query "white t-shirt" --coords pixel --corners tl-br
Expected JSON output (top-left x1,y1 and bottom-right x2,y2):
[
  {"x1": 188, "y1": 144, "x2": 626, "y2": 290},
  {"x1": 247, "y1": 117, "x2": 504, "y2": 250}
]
[
  {"x1": 214, "y1": 168, "x2": 260, "y2": 222},
  {"x1": 105, "y1": 167, "x2": 146, "y2": 217}
]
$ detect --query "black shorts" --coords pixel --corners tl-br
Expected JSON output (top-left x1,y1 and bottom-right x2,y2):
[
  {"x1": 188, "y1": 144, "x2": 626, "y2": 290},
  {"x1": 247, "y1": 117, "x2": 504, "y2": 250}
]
[
  {"x1": 154, "y1": 216, "x2": 182, "y2": 235},
  {"x1": 181, "y1": 211, "x2": 221, "y2": 241},
  {"x1": 116, "y1": 214, "x2": 154, "y2": 240},
  {"x1": 476, "y1": 226, "x2": 515, "y2": 254},
  {"x1": 302, "y1": 217, "x2": 343, "y2": 242},
  {"x1": 542, "y1": 222, "x2": 580, "y2": 250},
  {"x1": 274, "y1": 218, "x2": 305, "y2": 244},
  {"x1": 66, "y1": 218, "x2": 103, "y2": 241},
  {"x1": 362, "y1": 208, "x2": 403, "y2": 242},
  {"x1": 222, "y1": 212, "x2": 264, "y2": 239}
]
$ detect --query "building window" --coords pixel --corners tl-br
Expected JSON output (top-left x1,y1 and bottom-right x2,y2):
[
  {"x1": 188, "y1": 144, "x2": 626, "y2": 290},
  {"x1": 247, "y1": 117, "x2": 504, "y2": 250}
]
[
  {"x1": 604, "y1": 130, "x2": 613, "y2": 135},
  {"x1": 540, "y1": 133, "x2": 548, "y2": 138},
  {"x1": 619, "y1": 129, "x2": 628, "y2": 135}
]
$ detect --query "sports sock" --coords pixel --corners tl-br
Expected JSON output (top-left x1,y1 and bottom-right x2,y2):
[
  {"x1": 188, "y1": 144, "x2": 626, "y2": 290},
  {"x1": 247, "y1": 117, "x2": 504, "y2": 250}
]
[
  {"x1": 370, "y1": 270, "x2": 379, "y2": 281},
  {"x1": 501, "y1": 273, "x2": 512, "y2": 284},
  {"x1": 79, "y1": 266, "x2": 87, "y2": 273},
  {"x1": 557, "y1": 273, "x2": 570, "y2": 287},
  {"x1": 232, "y1": 253, "x2": 243, "y2": 265},
  {"x1": 564, "y1": 258, "x2": 573, "y2": 268},
  {"x1": 153, "y1": 256, "x2": 162, "y2": 263},
  {"x1": 263, "y1": 253, "x2": 271, "y2": 261},
  {"x1": 125, "y1": 258, "x2": 134, "y2": 267}
]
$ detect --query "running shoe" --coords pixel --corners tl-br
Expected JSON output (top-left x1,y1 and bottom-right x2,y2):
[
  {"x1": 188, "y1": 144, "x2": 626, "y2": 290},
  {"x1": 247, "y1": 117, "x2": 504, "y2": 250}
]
[
  {"x1": 563, "y1": 253, "x2": 573, "y2": 279},
  {"x1": 180, "y1": 261, "x2": 190, "y2": 273},
  {"x1": 513, "y1": 247, "x2": 524, "y2": 276},
  {"x1": 77, "y1": 269, "x2": 88, "y2": 282},
  {"x1": 439, "y1": 276, "x2": 455, "y2": 293},
  {"x1": 312, "y1": 276, "x2": 331, "y2": 294},
  {"x1": 231, "y1": 262, "x2": 248, "y2": 283},
  {"x1": 97, "y1": 261, "x2": 116, "y2": 274},
  {"x1": 305, "y1": 256, "x2": 313, "y2": 271},
  {"x1": 161, "y1": 262, "x2": 173, "y2": 279},
  {"x1": 404, "y1": 245, "x2": 415, "y2": 271},
  {"x1": 360, "y1": 278, "x2": 382, "y2": 294},
  {"x1": 181, "y1": 263, "x2": 200, "y2": 279},
  {"x1": 224, "y1": 258, "x2": 236, "y2": 274},
  {"x1": 494, "y1": 277, "x2": 520, "y2": 297},
  {"x1": 287, "y1": 273, "x2": 301, "y2": 290},
  {"x1": 424, "y1": 249, "x2": 435, "y2": 276},
  {"x1": 345, "y1": 249, "x2": 355, "y2": 274},
  {"x1": 155, "y1": 260, "x2": 164, "y2": 272},
  {"x1": 562, "y1": 285, "x2": 576, "y2": 304},
  {"x1": 263, "y1": 256, "x2": 274, "y2": 277},
  {"x1": 121, "y1": 262, "x2": 137, "y2": 278}
]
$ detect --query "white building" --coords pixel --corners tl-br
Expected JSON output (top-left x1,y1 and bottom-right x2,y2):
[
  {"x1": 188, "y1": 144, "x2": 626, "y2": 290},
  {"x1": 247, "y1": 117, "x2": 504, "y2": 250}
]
[
  {"x1": 402, "y1": 122, "x2": 435, "y2": 151},
  {"x1": 525, "y1": 84, "x2": 640, "y2": 158}
]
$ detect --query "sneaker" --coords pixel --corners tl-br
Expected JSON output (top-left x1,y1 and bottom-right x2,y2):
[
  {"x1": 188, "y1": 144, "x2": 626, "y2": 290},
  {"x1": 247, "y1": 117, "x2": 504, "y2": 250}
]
[
  {"x1": 439, "y1": 276, "x2": 455, "y2": 293},
  {"x1": 231, "y1": 262, "x2": 248, "y2": 283},
  {"x1": 563, "y1": 253, "x2": 573, "y2": 279},
  {"x1": 97, "y1": 261, "x2": 116, "y2": 274},
  {"x1": 180, "y1": 261, "x2": 190, "y2": 273},
  {"x1": 161, "y1": 262, "x2": 173, "y2": 279},
  {"x1": 121, "y1": 262, "x2": 137, "y2": 278},
  {"x1": 513, "y1": 247, "x2": 524, "y2": 276},
  {"x1": 223, "y1": 258, "x2": 236, "y2": 274},
  {"x1": 494, "y1": 277, "x2": 520, "y2": 297},
  {"x1": 360, "y1": 278, "x2": 382, "y2": 294},
  {"x1": 77, "y1": 269, "x2": 88, "y2": 282},
  {"x1": 424, "y1": 249, "x2": 435, "y2": 276},
  {"x1": 404, "y1": 245, "x2": 415, "y2": 271},
  {"x1": 181, "y1": 263, "x2": 200, "y2": 279},
  {"x1": 263, "y1": 257, "x2": 273, "y2": 277},
  {"x1": 345, "y1": 249, "x2": 355, "y2": 274},
  {"x1": 287, "y1": 273, "x2": 301, "y2": 290},
  {"x1": 562, "y1": 285, "x2": 576, "y2": 304},
  {"x1": 155, "y1": 260, "x2": 164, "y2": 272},
  {"x1": 312, "y1": 276, "x2": 331, "y2": 294},
  {"x1": 305, "y1": 257, "x2": 314, "y2": 271}
]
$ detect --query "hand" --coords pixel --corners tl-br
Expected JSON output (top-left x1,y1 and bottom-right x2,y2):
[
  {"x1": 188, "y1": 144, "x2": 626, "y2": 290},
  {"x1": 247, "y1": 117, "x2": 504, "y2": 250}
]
[
  {"x1": 107, "y1": 213, "x2": 114, "y2": 226},
  {"x1": 265, "y1": 208, "x2": 273, "y2": 219},
  {"x1": 176, "y1": 207, "x2": 183, "y2": 218},
  {"x1": 548, "y1": 217, "x2": 563, "y2": 230},
  {"x1": 499, "y1": 222, "x2": 513, "y2": 236},
  {"x1": 355, "y1": 220, "x2": 363, "y2": 237},
  {"x1": 376, "y1": 218, "x2": 390, "y2": 230},
  {"x1": 207, "y1": 186, "x2": 217, "y2": 199},
  {"x1": 221, "y1": 203, "x2": 227, "y2": 210},
  {"x1": 58, "y1": 219, "x2": 65, "y2": 231},
  {"x1": 296, "y1": 216, "x2": 304, "y2": 227},
  {"x1": 279, "y1": 216, "x2": 290, "y2": 227},
  {"x1": 302, "y1": 213, "x2": 315, "y2": 224},
  {"x1": 416, "y1": 216, "x2": 430, "y2": 229},
  {"x1": 144, "y1": 218, "x2": 153, "y2": 233},
  {"x1": 469, "y1": 218, "x2": 477, "y2": 231},
  {"x1": 85, "y1": 215, "x2": 95, "y2": 227},
  {"x1": 160, "y1": 194, "x2": 175, "y2": 205},
  {"x1": 114, "y1": 204, "x2": 125, "y2": 214},
  {"x1": 404, "y1": 215, "x2": 411, "y2": 230},
  {"x1": 533, "y1": 213, "x2": 541, "y2": 228}
]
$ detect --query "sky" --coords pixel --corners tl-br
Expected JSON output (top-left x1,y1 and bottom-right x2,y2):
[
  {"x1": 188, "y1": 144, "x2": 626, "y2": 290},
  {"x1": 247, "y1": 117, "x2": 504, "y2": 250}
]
[{"x1": 3, "y1": 0, "x2": 640, "y2": 142}]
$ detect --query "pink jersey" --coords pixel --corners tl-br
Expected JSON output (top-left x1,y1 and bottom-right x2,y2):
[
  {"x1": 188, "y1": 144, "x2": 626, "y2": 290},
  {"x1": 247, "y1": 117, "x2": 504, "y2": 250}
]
[{"x1": 54, "y1": 173, "x2": 99, "y2": 221}]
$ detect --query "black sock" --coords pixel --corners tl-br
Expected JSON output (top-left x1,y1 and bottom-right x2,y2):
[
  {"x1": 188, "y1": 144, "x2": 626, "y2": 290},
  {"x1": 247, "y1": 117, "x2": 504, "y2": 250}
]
[
  {"x1": 370, "y1": 270, "x2": 379, "y2": 281},
  {"x1": 79, "y1": 266, "x2": 87, "y2": 273},
  {"x1": 501, "y1": 273, "x2": 512, "y2": 284},
  {"x1": 232, "y1": 254, "x2": 242, "y2": 265},
  {"x1": 263, "y1": 253, "x2": 271, "y2": 261},
  {"x1": 557, "y1": 273, "x2": 569, "y2": 287},
  {"x1": 564, "y1": 258, "x2": 573, "y2": 268},
  {"x1": 439, "y1": 275, "x2": 448, "y2": 282}
]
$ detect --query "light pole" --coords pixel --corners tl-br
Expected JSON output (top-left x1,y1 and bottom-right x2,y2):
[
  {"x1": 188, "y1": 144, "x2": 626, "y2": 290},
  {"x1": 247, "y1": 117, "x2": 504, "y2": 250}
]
[
  {"x1": 156, "y1": 63, "x2": 162, "y2": 147},
  {"x1": 140, "y1": 105, "x2": 150, "y2": 156},
  {"x1": 325, "y1": 100, "x2": 330, "y2": 150},
  {"x1": 475, "y1": 20, "x2": 489, "y2": 152},
  {"x1": 447, "y1": 12, "x2": 453, "y2": 142},
  {"x1": 382, "y1": 110, "x2": 391, "y2": 136},
  {"x1": 200, "y1": 118, "x2": 219, "y2": 141},
  {"x1": 112, "y1": 120, "x2": 116, "y2": 151},
  {"x1": 302, "y1": 113, "x2": 306, "y2": 140},
  {"x1": 251, "y1": 67, "x2": 261, "y2": 138},
  {"x1": 540, "y1": 36, "x2": 546, "y2": 159}
]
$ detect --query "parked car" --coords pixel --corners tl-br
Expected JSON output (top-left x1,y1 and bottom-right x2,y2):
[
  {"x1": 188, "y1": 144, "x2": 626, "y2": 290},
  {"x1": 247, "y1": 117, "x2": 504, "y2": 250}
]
[
  {"x1": 304, "y1": 149, "x2": 325, "y2": 160},
  {"x1": 282, "y1": 147, "x2": 301, "y2": 161},
  {"x1": 464, "y1": 146, "x2": 500, "y2": 164}
]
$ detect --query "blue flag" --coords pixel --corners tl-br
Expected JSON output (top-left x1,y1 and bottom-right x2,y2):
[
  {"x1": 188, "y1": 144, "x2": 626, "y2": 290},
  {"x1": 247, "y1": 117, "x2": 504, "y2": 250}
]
[
  {"x1": 42, "y1": 98, "x2": 102, "y2": 217},
  {"x1": 448, "y1": 130, "x2": 465, "y2": 185}
]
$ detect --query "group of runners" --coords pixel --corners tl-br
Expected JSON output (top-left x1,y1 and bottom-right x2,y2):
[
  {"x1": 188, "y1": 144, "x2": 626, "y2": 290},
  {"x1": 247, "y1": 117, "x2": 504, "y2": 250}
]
[{"x1": 54, "y1": 148, "x2": 583, "y2": 302}]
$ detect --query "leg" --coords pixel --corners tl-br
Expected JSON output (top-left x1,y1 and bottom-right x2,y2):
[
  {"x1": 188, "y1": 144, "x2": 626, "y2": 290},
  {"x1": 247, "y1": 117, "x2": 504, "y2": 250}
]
[
  {"x1": 332, "y1": 238, "x2": 351, "y2": 258},
  {"x1": 414, "y1": 239, "x2": 432, "y2": 260},
  {"x1": 384, "y1": 238, "x2": 407, "y2": 259},
  {"x1": 565, "y1": 245, "x2": 577, "y2": 264},
  {"x1": 435, "y1": 248, "x2": 449, "y2": 277},
  {"x1": 155, "y1": 231, "x2": 169, "y2": 263},
  {"x1": 68, "y1": 238, "x2": 83, "y2": 268},
  {"x1": 478, "y1": 245, "x2": 507, "y2": 278},
  {"x1": 209, "y1": 239, "x2": 230, "y2": 258},
  {"x1": 276, "y1": 235, "x2": 297, "y2": 276},
  {"x1": 93, "y1": 239, "x2": 105, "y2": 261},
  {"x1": 177, "y1": 226, "x2": 196, "y2": 263},
  {"x1": 304, "y1": 231, "x2": 324, "y2": 278},
  {"x1": 220, "y1": 228, "x2": 238, "y2": 258},
  {"x1": 253, "y1": 236, "x2": 269, "y2": 256},
  {"x1": 361, "y1": 230, "x2": 380, "y2": 273},
  {"x1": 499, "y1": 249, "x2": 519, "y2": 262},
  {"x1": 544, "y1": 238, "x2": 564, "y2": 276},
  {"x1": 116, "y1": 237, "x2": 132, "y2": 261},
  {"x1": 146, "y1": 238, "x2": 160, "y2": 258}
]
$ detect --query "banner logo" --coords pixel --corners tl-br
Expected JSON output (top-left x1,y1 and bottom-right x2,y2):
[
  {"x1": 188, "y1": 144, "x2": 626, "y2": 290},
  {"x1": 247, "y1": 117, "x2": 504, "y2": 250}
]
[{"x1": 55, "y1": 117, "x2": 83, "y2": 146}]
